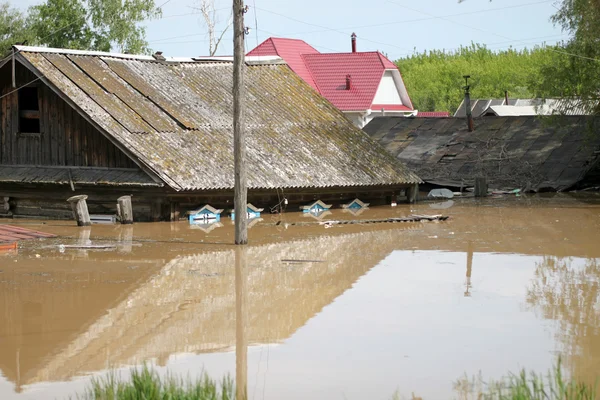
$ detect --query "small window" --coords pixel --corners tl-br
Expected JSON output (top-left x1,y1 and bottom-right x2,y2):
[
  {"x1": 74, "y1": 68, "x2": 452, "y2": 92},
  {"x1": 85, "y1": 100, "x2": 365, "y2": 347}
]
[{"x1": 18, "y1": 87, "x2": 40, "y2": 134}]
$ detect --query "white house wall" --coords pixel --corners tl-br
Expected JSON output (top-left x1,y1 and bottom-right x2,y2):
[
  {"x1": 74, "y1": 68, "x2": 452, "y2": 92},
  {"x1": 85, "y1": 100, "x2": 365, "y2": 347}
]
[{"x1": 373, "y1": 71, "x2": 403, "y2": 106}]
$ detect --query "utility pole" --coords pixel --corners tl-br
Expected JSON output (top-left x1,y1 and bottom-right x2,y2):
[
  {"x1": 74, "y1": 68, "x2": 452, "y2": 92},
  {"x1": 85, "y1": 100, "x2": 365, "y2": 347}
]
[
  {"x1": 233, "y1": 0, "x2": 248, "y2": 245},
  {"x1": 463, "y1": 75, "x2": 474, "y2": 132}
]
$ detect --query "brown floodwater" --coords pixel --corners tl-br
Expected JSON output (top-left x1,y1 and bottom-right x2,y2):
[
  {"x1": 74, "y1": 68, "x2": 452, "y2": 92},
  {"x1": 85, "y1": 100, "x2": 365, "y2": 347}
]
[{"x1": 1, "y1": 194, "x2": 600, "y2": 399}]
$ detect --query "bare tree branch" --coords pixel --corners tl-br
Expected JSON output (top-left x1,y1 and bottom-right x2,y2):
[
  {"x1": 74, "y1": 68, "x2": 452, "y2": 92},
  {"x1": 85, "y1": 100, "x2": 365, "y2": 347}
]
[{"x1": 198, "y1": 0, "x2": 232, "y2": 56}]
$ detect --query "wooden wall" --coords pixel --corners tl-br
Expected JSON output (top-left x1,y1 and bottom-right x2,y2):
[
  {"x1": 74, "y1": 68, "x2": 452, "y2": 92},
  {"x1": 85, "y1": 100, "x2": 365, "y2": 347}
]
[{"x1": 0, "y1": 62, "x2": 136, "y2": 168}]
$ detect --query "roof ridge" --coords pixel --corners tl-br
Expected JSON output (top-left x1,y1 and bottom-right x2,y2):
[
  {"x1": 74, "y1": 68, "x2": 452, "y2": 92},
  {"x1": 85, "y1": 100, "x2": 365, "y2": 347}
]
[{"x1": 300, "y1": 53, "x2": 323, "y2": 95}]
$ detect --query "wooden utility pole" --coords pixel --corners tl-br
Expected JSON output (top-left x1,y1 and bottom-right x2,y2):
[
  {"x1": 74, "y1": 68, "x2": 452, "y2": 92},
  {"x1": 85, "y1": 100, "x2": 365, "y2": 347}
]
[
  {"x1": 233, "y1": 0, "x2": 248, "y2": 245},
  {"x1": 463, "y1": 75, "x2": 474, "y2": 132}
]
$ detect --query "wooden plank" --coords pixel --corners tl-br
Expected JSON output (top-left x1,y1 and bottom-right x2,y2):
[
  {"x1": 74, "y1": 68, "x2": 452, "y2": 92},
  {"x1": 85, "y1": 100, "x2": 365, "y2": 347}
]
[
  {"x1": 57, "y1": 94, "x2": 65, "y2": 165},
  {"x1": 1, "y1": 88, "x2": 6, "y2": 163},
  {"x1": 72, "y1": 107, "x2": 81, "y2": 165},
  {"x1": 64, "y1": 100, "x2": 73, "y2": 165},
  {"x1": 41, "y1": 85, "x2": 50, "y2": 164},
  {"x1": 49, "y1": 89, "x2": 59, "y2": 165},
  {"x1": 81, "y1": 115, "x2": 88, "y2": 165},
  {"x1": 5, "y1": 89, "x2": 13, "y2": 164}
]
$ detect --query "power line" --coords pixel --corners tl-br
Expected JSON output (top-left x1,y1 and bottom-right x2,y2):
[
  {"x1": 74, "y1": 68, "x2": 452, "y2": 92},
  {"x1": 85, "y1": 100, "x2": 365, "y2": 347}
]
[
  {"x1": 386, "y1": 0, "x2": 600, "y2": 62},
  {"x1": 279, "y1": 0, "x2": 555, "y2": 37},
  {"x1": 0, "y1": 77, "x2": 42, "y2": 100},
  {"x1": 253, "y1": 6, "x2": 412, "y2": 53}
]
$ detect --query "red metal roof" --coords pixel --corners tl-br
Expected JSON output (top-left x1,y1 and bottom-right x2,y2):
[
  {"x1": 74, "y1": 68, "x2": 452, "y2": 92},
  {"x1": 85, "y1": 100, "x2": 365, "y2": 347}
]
[
  {"x1": 417, "y1": 111, "x2": 451, "y2": 118},
  {"x1": 248, "y1": 38, "x2": 413, "y2": 112},
  {"x1": 247, "y1": 38, "x2": 320, "y2": 90},
  {"x1": 0, "y1": 224, "x2": 56, "y2": 243}
]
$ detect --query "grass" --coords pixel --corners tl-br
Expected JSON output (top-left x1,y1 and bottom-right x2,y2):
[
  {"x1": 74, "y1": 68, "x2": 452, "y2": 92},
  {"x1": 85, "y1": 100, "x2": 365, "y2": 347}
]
[
  {"x1": 76, "y1": 365, "x2": 234, "y2": 400},
  {"x1": 75, "y1": 359, "x2": 597, "y2": 400},
  {"x1": 453, "y1": 359, "x2": 598, "y2": 400}
]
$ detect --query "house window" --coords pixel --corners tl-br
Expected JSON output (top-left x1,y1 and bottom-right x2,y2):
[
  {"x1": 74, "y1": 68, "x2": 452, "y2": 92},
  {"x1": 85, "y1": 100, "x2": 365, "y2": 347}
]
[{"x1": 18, "y1": 87, "x2": 40, "y2": 134}]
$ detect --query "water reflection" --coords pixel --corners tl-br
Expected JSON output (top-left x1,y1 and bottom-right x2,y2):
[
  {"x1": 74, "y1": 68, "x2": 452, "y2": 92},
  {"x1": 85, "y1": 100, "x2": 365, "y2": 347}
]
[
  {"x1": 465, "y1": 242, "x2": 473, "y2": 297},
  {"x1": 0, "y1": 225, "x2": 408, "y2": 390},
  {"x1": 235, "y1": 247, "x2": 248, "y2": 400},
  {"x1": 527, "y1": 256, "x2": 600, "y2": 384}
]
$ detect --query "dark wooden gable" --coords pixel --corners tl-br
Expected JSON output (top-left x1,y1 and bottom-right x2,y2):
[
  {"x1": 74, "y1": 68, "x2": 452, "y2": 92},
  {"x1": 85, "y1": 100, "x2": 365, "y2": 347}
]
[{"x1": 0, "y1": 61, "x2": 137, "y2": 168}]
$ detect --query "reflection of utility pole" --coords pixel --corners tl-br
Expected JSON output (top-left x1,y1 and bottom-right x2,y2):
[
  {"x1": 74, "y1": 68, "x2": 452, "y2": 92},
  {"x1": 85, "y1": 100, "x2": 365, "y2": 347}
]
[
  {"x1": 235, "y1": 247, "x2": 248, "y2": 400},
  {"x1": 465, "y1": 242, "x2": 473, "y2": 297}
]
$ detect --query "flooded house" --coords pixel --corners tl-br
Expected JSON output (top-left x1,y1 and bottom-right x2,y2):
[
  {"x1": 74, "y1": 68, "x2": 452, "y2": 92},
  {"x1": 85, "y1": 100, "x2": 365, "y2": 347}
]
[
  {"x1": 363, "y1": 116, "x2": 600, "y2": 191},
  {"x1": 0, "y1": 46, "x2": 420, "y2": 221},
  {"x1": 247, "y1": 35, "x2": 416, "y2": 128}
]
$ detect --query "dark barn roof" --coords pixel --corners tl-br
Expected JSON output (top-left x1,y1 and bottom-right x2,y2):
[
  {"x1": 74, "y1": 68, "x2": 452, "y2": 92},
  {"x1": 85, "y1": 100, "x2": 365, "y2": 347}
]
[
  {"x1": 12, "y1": 46, "x2": 420, "y2": 191},
  {"x1": 364, "y1": 116, "x2": 600, "y2": 191}
]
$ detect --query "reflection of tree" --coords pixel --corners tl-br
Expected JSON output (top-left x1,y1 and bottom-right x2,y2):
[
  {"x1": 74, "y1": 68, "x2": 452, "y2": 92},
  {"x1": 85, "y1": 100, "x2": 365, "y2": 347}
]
[{"x1": 526, "y1": 256, "x2": 600, "y2": 383}]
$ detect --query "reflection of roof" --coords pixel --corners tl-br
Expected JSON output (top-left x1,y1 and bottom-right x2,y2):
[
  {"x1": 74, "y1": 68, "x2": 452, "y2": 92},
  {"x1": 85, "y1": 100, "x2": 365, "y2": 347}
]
[
  {"x1": 364, "y1": 116, "x2": 600, "y2": 191},
  {"x1": 299, "y1": 200, "x2": 332, "y2": 211},
  {"x1": 5, "y1": 228, "x2": 408, "y2": 385},
  {"x1": 15, "y1": 46, "x2": 420, "y2": 191}
]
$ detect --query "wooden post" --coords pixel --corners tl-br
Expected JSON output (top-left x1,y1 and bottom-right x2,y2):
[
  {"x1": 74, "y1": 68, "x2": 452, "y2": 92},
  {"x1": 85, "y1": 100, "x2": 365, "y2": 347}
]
[
  {"x1": 233, "y1": 0, "x2": 248, "y2": 245},
  {"x1": 12, "y1": 48, "x2": 16, "y2": 89},
  {"x1": 67, "y1": 195, "x2": 91, "y2": 227},
  {"x1": 235, "y1": 247, "x2": 248, "y2": 400},
  {"x1": 474, "y1": 177, "x2": 488, "y2": 197},
  {"x1": 406, "y1": 184, "x2": 419, "y2": 204},
  {"x1": 117, "y1": 195, "x2": 133, "y2": 224}
]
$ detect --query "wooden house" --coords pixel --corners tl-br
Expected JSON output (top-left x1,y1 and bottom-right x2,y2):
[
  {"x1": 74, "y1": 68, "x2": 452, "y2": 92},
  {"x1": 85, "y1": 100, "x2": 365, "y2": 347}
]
[{"x1": 0, "y1": 46, "x2": 421, "y2": 221}]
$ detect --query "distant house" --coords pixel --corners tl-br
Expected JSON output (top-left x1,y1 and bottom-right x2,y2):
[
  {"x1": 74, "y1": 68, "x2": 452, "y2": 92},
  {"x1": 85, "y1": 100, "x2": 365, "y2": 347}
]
[
  {"x1": 0, "y1": 46, "x2": 420, "y2": 221},
  {"x1": 247, "y1": 34, "x2": 415, "y2": 128},
  {"x1": 454, "y1": 98, "x2": 592, "y2": 118},
  {"x1": 364, "y1": 116, "x2": 600, "y2": 192}
]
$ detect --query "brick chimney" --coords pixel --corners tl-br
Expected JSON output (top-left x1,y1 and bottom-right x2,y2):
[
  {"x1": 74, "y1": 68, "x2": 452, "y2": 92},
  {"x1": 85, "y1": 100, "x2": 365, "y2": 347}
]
[
  {"x1": 345, "y1": 74, "x2": 352, "y2": 90},
  {"x1": 351, "y1": 32, "x2": 357, "y2": 53}
]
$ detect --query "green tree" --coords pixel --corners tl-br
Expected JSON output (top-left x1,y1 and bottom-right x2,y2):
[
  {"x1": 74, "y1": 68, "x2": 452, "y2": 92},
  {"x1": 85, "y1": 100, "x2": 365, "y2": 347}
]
[
  {"x1": 396, "y1": 43, "x2": 564, "y2": 113},
  {"x1": 532, "y1": 0, "x2": 600, "y2": 115},
  {"x1": 0, "y1": 2, "x2": 35, "y2": 55},
  {"x1": 28, "y1": 0, "x2": 93, "y2": 50},
  {"x1": 28, "y1": 0, "x2": 161, "y2": 54}
]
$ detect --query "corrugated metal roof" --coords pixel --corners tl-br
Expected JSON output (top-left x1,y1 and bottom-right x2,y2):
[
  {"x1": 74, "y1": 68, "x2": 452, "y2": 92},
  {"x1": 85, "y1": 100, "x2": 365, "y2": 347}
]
[
  {"x1": 364, "y1": 116, "x2": 600, "y2": 191},
  {"x1": 0, "y1": 225, "x2": 56, "y2": 243},
  {"x1": 455, "y1": 98, "x2": 594, "y2": 118},
  {"x1": 17, "y1": 47, "x2": 420, "y2": 191},
  {"x1": 0, "y1": 166, "x2": 161, "y2": 187}
]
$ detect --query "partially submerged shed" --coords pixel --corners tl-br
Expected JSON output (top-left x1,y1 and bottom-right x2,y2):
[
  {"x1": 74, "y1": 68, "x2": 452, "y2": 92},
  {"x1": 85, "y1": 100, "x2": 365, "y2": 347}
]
[
  {"x1": 364, "y1": 116, "x2": 600, "y2": 191},
  {"x1": 0, "y1": 46, "x2": 420, "y2": 221}
]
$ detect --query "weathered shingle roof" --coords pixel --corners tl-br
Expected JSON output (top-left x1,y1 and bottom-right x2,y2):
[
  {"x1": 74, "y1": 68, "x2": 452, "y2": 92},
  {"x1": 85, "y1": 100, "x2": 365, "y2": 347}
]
[
  {"x1": 16, "y1": 46, "x2": 420, "y2": 191},
  {"x1": 364, "y1": 116, "x2": 600, "y2": 191}
]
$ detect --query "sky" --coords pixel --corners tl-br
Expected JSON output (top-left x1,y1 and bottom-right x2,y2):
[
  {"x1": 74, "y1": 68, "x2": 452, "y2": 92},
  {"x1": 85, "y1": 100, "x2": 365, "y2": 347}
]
[{"x1": 13, "y1": 0, "x2": 567, "y2": 60}]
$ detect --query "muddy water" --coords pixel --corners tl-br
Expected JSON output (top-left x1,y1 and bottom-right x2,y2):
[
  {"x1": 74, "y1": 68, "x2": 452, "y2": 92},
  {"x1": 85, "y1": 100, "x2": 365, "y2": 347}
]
[{"x1": 1, "y1": 194, "x2": 599, "y2": 399}]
